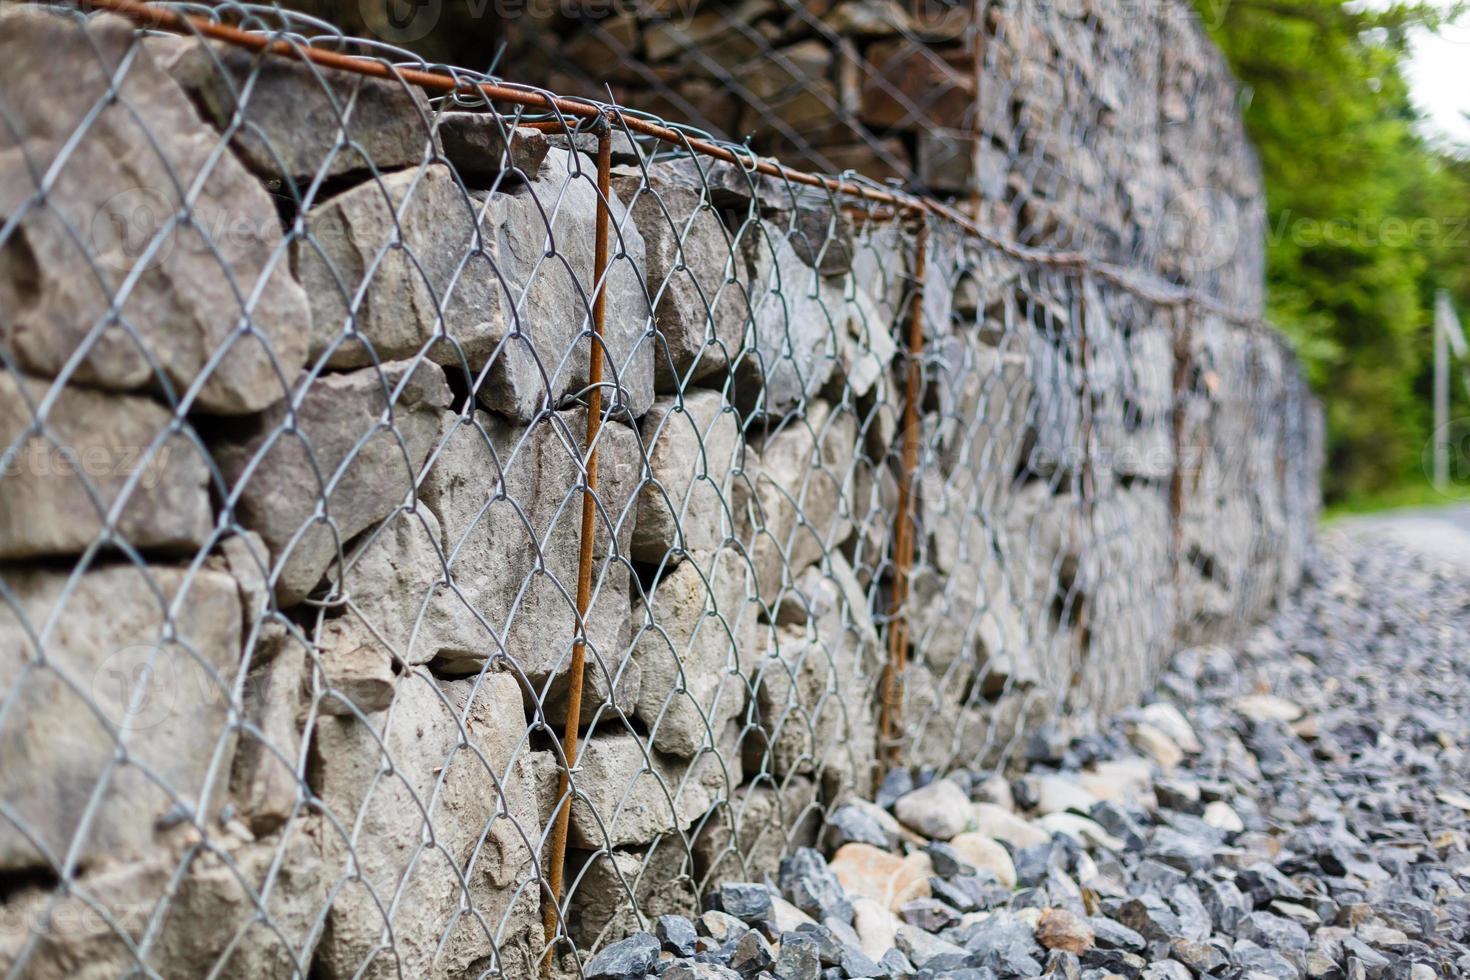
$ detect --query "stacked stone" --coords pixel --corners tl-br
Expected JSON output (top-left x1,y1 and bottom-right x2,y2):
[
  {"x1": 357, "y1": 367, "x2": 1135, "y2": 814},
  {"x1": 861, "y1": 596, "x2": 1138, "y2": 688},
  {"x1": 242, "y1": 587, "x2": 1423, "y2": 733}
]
[
  {"x1": 501, "y1": 0, "x2": 1266, "y2": 314},
  {"x1": 0, "y1": 5, "x2": 1318, "y2": 977}
]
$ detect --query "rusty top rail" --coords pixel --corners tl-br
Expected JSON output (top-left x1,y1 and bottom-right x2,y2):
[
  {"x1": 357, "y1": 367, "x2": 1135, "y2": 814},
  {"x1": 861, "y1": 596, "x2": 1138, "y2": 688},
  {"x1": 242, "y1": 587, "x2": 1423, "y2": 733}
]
[{"x1": 62, "y1": 0, "x2": 1274, "y2": 333}]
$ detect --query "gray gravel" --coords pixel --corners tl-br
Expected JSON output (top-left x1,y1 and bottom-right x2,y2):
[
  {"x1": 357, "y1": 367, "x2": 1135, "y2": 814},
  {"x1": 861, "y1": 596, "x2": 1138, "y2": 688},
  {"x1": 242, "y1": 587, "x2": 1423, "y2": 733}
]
[{"x1": 586, "y1": 533, "x2": 1470, "y2": 979}]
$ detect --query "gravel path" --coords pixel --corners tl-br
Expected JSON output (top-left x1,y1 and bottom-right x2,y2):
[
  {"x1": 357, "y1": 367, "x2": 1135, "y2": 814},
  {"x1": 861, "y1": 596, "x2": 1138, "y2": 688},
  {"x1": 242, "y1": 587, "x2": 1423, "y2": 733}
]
[{"x1": 582, "y1": 532, "x2": 1470, "y2": 980}]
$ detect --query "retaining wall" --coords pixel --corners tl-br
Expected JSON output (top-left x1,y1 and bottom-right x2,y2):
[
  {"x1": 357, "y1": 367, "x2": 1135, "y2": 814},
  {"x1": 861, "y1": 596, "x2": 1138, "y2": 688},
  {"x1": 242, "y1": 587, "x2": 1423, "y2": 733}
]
[{"x1": 0, "y1": 2, "x2": 1319, "y2": 976}]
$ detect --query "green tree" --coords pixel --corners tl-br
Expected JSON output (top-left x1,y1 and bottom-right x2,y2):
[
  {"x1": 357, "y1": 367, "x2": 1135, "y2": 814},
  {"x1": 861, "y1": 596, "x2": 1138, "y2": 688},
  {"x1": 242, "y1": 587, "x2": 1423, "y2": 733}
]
[{"x1": 1196, "y1": 0, "x2": 1469, "y2": 501}]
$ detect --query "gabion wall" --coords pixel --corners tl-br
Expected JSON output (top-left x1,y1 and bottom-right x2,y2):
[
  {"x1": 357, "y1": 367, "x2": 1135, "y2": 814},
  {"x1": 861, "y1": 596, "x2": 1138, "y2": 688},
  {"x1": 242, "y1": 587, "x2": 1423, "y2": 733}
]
[{"x1": 0, "y1": 1, "x2": 1320, "y2": 976}]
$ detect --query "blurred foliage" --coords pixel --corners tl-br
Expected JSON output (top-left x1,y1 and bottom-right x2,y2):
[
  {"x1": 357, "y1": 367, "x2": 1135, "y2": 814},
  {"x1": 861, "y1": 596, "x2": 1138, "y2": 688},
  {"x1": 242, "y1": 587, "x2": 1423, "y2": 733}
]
[{"x1": 1196, "y1": 0, "x2": 1470, "y2": 503}]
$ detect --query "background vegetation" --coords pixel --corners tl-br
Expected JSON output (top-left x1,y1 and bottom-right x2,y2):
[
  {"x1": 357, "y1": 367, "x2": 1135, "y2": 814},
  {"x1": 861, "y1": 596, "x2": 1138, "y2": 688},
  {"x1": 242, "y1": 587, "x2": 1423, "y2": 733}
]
[{"x1": 1195, "y1": 0, "x2": 1469, "y2": 504}]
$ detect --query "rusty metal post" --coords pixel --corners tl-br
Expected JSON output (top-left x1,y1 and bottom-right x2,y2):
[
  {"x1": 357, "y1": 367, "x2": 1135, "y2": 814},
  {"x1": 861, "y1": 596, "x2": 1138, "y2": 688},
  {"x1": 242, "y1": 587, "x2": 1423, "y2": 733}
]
[
  {"x1": 1169, "y1": 304, "x2": 1191, "y2": 599},
  {"x1": 541, "y1": 117, "x2": 612, "y2": 978},
  {"x1": 1071, "y1": 274, "x2": 1094, "y2": 677},
  {"x1": 879, "y1": 217, "x2": 928, "y2": 770}
]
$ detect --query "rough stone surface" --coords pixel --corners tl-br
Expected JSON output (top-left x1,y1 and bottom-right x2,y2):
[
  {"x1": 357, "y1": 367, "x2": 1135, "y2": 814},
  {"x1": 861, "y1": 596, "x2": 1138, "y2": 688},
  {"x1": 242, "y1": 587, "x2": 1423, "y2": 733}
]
[
  {"x1": 213, "y1": 359, "x2": 451, "y2": 607},
  {"x1": 632, "y1": 549, "x2": 756, "y2": 757},
  {"x1": 478, "y1": 147, "x2": 655, "y2": 420},
  {"x1": 292, "y1": 149, "x2": 654, "y2": 420},
  {"x1": 0, "y1": 564, "x2": 241, "y2": 870},
  {"x1": 634, "y1": 389, "x2": 744, "y2": 562},
  {"x1": 747, "y1": 554, "x2": 877, "y2": 784},
  {"x1": 0, "y1": 824, "x2": 329, "y2": 978},
  {"x1": 417, "y1": 406, "x2": 640, "y2": 695},
  {"x1": 736, "y1": 224, "x2": 842, "y2": 415},
  {"x1": 893, "y1": 778, "x2": 972, "y2": 840},
  {"x1": 293, "y1": 165, "x2": 506, "y2": 370},
  {"x1": 312, "y1": 670, "x2": 543, "y2": 979},
  {"x1": 149, "y1": 34, "x2": 436, "y2": 183},
  {"x1": 0, "y1": 8, "x2": 309, "y2": 414},
  {"x1": 567, "y1": 729, "x2": 734, "y2": 849},
  {"x1": 612, "y1": 165, "x2": 750, "y2": 389},
  {"x1": 436, "y1": 114, "x2": 551, "y2": 176},
  {"x1": 743, "y1": 399, "x2": 857, "y2": 605},
  {"x1": 0, "y1": 372, "x2": 213, "y2": 558},
  {"x1": 570, "y1": 844, "x2": 698, "y2": 949}
]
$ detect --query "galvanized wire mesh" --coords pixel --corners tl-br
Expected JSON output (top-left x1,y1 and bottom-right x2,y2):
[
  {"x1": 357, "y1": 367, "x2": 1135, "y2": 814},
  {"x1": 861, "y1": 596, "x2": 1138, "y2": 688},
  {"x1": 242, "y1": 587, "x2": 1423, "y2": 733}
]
[{"x1": 0, "y1": 1, "x2": 1319, "y2": 977}]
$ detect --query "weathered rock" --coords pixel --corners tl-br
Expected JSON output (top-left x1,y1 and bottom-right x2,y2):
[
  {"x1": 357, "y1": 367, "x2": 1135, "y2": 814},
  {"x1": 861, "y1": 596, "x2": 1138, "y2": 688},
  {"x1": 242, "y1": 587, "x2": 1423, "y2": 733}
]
[
  {"x1": 729, "y1": 927, "x2": 776, "y2": 973},
  {"x1": 742, "y1": 400, "x2": 857, "y2": 602},
  {"x1": 899, "y1": 897, "x2": 961, "y2": 932},
  {"x1": 1078, "y1": 758, "x2": 1157, "y2": 806},
  {"x1": 0, "y1": 822, "x2": 329, "y2": 977},
  {"x1": 436, "y1": 114, "x2": 551, "y2": 176},
  {"x1": 418, "y1": 407, "x2": 639, "y2": 693},
  {"x1": 632, "y1": 548, "x2": 754, "y2": 757},
  {"x1": 321, "y1": 506, "x2": 482, "y2": 663},
  {"x1": 230, "y1": 625, "x2": 307, "y2": 833},
  {"x1": 1029, "y1": 774, "x2": 1102, "y2": 816},
  {"x1": 1036, "y1": 813, "x2": 1126, "y2": 852},
  {"x1": 1089, "y1": 917, "x2": 1146, "y2": 951},
  {"x1": 772, "y1": 929, "x2": 823, "y2": 979},
  {"x1": 314, "y1": 618, "x2": 397, "y2": 715},
  {"x1": 1232, "y1": 693, "x2": 1304, "y2": 723},
  {"x1": 567, "y1": 729, "x2": 733, "y2": 849},
  {"x1": 612, "y1": 166, "x2": 751, "y2": 389},
  {"x1": 0, "y1": 372, "x2": 213, "y2": 558},
  {"x1": 1138, "y1": 703, "x2": 1202, "y2": 754},
  {"x1": 217, "y1": 530, "x2": 273, "y2": 622},
  {"x1": 0, "y1": 563, "x2": 241, "y2": 870},
  {"x1": 952, "y1": 909, "x2": 1043, "y2": 972},
  {"x1": 1231, "y1": 938, "x2": 1299, "y2": 977},
  {"x1": 485, "y1": 148, "x2": 655, "y2": 419},
  {"x1": 1128, "y1": 722, "x2": 1185, "y2": 770},
  {"x1": 292, "y1": 165, "x2": 508, "y2": 370},
  {"x1": 824, "y1": 800, "x2": 902, "y2": 850},
  {"x1": 895, "y1": 924, "x2": 969, "y2": 968},
  {"x1": 829, "y1": 843, "x2": 932, "y2": 913},
  {"x1": 656, "y1": 914, "x2": 700, "y2": 956},
  {"x1": 634, "y1": 390, "x2": 745, "y2": 562},
  {"x1": 1236, "y1": 910, "x2": 1311, "y2": 951},
  {"x1": 736, "y1": 224, "x2": 842, "y2": 415},
  {"x1": 780, "y1": 847, "x2": 853, "y2": 924},
  {"x1": 695, "y1": 776, "x2": 821, "y2": 885},
  {"x1": 584, "y1": 931, "x2": 661, "y2": 979},
  {"x1": 846, "y1": 899, "x2": 899, "y2": 963},
  {"x1": 972, "y1": 802, "x2": 1051, "y2": 850},
  {"x1": 1169, "y1": 937, "x2": 1229, "y2": 974},
  {"x1": 312, "y1": 670, "x2": 543, "y2": 979},
  {"x1": 1203, "y1": 799, "x2": 1245, "y2": 834},
  {"x1": 214, "y1": 359, "x2": 450, "y2": 607},
  {"x1": 569, "y1": 844, "x2": 698, "y2": 948},
  {"x1": 949, "y1": 833, "x2": 1019, "y2": 889},
  {"x1": 0, "y1": 8, "x2": 309, "y2": 414},
  {"x1": 1036, "y1": 908, "x2": 1095, "y2": 954},
  {"x1": 149, "y1": 34, "x2": 435, "y2": 182},
  {"x1": 746, "y1": 554, "x2": 876, "y2": 784},
  {"x1": 894, "y1": 778, "x2": 972, "y2": 840}
]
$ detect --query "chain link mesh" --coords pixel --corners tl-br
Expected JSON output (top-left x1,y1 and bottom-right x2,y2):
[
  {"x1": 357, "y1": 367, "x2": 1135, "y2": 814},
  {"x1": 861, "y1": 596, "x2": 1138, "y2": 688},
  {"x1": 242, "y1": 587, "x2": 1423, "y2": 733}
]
[{"x1": 0, "y1": 1, "x2": 1319, "y2": 976}]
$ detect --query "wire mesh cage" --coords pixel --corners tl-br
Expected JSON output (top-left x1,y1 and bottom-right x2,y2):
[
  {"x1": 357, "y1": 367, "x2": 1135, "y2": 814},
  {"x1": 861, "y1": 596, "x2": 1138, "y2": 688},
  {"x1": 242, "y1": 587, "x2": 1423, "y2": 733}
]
[{"x1": 0, "y1": 0, "x2": 1319, "y2": 976}]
